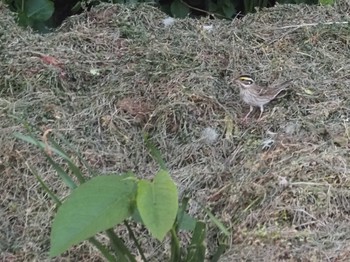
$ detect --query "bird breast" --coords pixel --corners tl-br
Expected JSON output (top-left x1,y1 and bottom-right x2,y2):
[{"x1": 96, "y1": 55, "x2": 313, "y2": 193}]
[{"x1": 240, "y1": 88, "x2": 271, "y2": 107}]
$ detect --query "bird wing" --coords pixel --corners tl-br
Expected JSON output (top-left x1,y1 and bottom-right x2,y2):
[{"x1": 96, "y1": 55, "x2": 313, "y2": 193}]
[
  {"x1": 274, "y1": 79, "x2": 293, "y2": 89},
  {"x1": 259, "y1": 79, "x2": 293, "y2": 97}
]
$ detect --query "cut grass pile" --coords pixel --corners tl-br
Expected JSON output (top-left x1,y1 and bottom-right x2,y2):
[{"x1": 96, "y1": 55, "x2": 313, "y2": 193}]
[{"x1": 1, "y1": 1, "x2": 350, "y2": 261}]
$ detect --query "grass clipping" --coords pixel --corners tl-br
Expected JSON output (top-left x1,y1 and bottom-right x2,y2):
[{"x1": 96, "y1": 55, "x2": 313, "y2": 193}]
[{"x1": 2, "y1": 1, "x2": 350, "y2": 261}]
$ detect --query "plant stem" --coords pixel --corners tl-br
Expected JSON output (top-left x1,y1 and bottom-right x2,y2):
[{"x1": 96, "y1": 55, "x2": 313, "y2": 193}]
[
  {"x1": 124, "y1": 221, "x2": 148, "y2": 262},
  {"x1": 88, "y1": 237, "x2": 117, "y2": 262},
  {"x1": 170, "y1": 227, "x2": 181, "y2": 262},
  {"x1": 106, "y1": 229, "x2": 137, "y2": 262}
]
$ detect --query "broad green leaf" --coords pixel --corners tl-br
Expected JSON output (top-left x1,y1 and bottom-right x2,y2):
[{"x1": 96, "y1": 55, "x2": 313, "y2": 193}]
[
  {"x1": 176, "y1": 198, "x2": 197, "y2": 231},
  {"x1": 17, "y1": 11, "x2": 33, "y2": 27},
  {"x1": 178, "y1": 212, "x2": 197, "y2": 231},
  {"x1": 50, "y1": 174, "x2": 137, "y2": 257},
  {"x1": 137, "y1": 170, "x2": 178, "y2": 241},
  {"x1": 25, "y1": 0, "x2": 54, "y2": 21},
  {"x1": 170, "y1": 0, "x2": 190, "y2": 18},
  {"x1": 220, "y1": 0, "x2": 235, "y2": 18},
  {"x1": 132, "y1": 203, "x2": 196, "y2": 231}
]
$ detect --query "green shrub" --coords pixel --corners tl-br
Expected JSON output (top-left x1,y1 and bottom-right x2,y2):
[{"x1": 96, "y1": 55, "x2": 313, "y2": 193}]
[
  {"x1": 15, "y1": 131, "x2": 228, "y2": 261},
  {"x1": 2, "y1": 0, "x2": 324, "y2": 32}
]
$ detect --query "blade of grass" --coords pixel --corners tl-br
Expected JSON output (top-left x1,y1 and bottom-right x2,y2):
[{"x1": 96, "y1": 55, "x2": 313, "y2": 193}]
[
  {"x1": 14, "y1": 133, "x2": 72, "y2": 161},
  {"x1": 143, "y1": 134, "x2": 166, "y2": 170},
  {"x1": 43, "y1": 152, "x2": 77, "y2": 189},
  {"x1": 53, "y1": 132, "x2": 97, "y2": 177},
  {"x1": 201, "y1": 205, "x2": 229, "y2": 237},
  {"x1": 26, "y1": 163, "x2": 62, "y2": 205},
  {"x1": 48, "y1": 136, "x2": 86, "y2": 184},
  {"x1": 185, "y1": 221, "x2": 206, "y2": 262},
  {"x1": 14, "y1": 132, "x2": 79, "y2": 189}
]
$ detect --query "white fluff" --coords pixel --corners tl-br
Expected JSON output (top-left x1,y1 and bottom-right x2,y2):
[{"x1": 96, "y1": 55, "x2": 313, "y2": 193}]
[
  {"x1": 162, "y1": 17, "x2": 175, "y2": 27},
  {"x1": 201, "y1": 127, "x2": 219, "y2": 144},
  {"x1": 202, "y1": 25, "x2": 213, "y2": 32}
]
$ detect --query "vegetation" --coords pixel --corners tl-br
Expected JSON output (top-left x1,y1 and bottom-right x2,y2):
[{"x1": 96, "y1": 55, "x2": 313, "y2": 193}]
[
  {"x1": 1, "y1": 1, "x2": 348, "y2": 261},
  {"x1": 1, "y1": 0, "x2": 332, "y2": 32},
  {"x1": 14, "y1": 131, "x2": 228, "y2": 261}
]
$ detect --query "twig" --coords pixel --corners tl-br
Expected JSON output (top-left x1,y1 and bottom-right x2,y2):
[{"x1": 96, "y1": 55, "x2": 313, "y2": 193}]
[{"x1": 274, "y1": 21, "x2": 349, "y2": 30}]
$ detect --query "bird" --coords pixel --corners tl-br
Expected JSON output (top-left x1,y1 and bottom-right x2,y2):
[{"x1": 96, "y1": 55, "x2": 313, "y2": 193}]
[{"x1": 234, "y1": 74, "x2": 293, "y2": 120}]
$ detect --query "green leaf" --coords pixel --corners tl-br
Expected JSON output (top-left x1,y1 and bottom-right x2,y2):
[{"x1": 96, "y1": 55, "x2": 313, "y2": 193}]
[
  {"x1": 132, "y1": 203, "x2": 196, "y2": 231},
  {"x1": 170, "y1": 0, "x2": 190, "y2": 18},
  {"x1": 48, "y1": 137, "x2": 86, "y2": 184},
  {"x1": 25, "y1": 0, "x2": 54, "y2": 21},
  {"x1": 14, "y1": 133, "x2": 72, "y2": 161},
  {"x1": 14, "y1": 132, "x2": 77, "y2": 189},
  {"x1": 220, "y1": 0, "x2": 235, "y2": 18},
  {"x1": 185, "y1": 221, "x2": 206, "y2": 261},
  {"x1": 320, "y1": 0, "x2": 334, "y2": 5},
  {"x1": 176, "y1": 197, "x2": 197, "y2": 231},
  {"x1": 244, "y1": 0, "x2": 255, "y2": 13},
  {"x1": 208, "y1": 0, "x2": 218, "y2": 12},
  {"x1": 28, "y1": 164, "x2": 62, "y2": 205},
  {"x1": 202, "y1": 206, "x2": 230, "y2": 236},
  {"x1": 144, "y1": 134, "x2": 167, "y2": 170},
  {"x1": 137, "y1": 170, "x2": 178, "y2": 241},
  {"x1": 211, "y1": 243, "x2": 228, "y2": 262},
  {"x1": 178, "y1": 212, "x2": 197, "y2": 231},
  {"x1": 50, "y1": 174, "x2": 137, "y2": 257}
]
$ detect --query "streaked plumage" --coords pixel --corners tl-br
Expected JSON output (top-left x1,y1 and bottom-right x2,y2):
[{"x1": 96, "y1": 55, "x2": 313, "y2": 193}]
[{"x1": 235, "y1": 75, "x2": 293, "y2": 120}]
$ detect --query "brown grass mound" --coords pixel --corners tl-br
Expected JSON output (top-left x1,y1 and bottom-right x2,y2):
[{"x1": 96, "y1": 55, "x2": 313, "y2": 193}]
[{"x1": 1, "y1": 1, "x2": 350, "y2": 261}]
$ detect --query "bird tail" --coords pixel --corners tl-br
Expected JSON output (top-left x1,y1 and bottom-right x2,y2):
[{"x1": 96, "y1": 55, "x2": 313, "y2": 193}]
[
  {"x1": 273, "y1": 79, "x2": 293, "y2": 99},
  {"x1": 278, "y1": 79, "x2": 293, "y2": 89}
]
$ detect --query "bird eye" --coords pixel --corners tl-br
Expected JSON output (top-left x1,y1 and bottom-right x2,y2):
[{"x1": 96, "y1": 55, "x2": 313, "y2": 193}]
[
  {"x1": 238, "y1": 77, "x2": 254, "y2": 85},
  {"x1": 242, "y1": 79, "x2": 253, "y2": 85}
]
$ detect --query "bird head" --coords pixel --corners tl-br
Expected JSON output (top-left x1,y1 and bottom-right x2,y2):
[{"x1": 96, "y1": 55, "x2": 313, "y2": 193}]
[{"x1": 235, "y1": 75, "x2": 255, "y2": 88}]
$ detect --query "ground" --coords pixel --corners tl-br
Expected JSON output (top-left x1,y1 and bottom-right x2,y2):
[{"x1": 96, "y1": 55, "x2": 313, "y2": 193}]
[{"x1": 1, "y1": 1, "x2": 350, "y2": 261}]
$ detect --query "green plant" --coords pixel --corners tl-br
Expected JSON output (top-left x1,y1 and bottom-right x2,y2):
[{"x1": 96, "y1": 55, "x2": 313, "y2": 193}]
[
  {"x1": 244, "y1": 0, "x2": 268, "y2": 13},
  {"x1": 3, "y1": 0, "x2": 54, "y2": 31},
  {"x1": 319, "y1": 0, "x2": 334, "y2": 5},
  {"x1": 2, "y1": 0, "x2": 326, "y2": 32},
  {"x1": 14, "y1": 131, "x2": 228, "y2": 261}
]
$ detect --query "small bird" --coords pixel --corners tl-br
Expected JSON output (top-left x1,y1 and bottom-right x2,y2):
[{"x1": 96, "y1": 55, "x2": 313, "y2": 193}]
[{"x1": 234, "y1": 74, "x2": 293, "y2": 120}]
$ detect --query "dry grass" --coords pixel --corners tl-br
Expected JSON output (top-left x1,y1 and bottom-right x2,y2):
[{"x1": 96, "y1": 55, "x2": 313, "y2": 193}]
[{"x1": 1, "y1": 1, "x2": 350, "y2": 261}]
